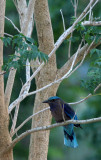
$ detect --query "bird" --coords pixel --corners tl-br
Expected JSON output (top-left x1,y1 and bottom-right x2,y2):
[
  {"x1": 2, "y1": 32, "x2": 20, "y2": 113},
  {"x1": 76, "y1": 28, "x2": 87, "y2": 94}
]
[{"x1": 43, "y1": 96, "x2": 82, "y2": 148}]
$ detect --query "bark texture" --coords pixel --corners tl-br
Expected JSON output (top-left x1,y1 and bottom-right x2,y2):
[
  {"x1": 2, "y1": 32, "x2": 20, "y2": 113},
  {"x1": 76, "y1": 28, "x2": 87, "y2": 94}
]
[
  {"x1": 29, "y1": 0, "x2": 58, "y2": 160},
  {"x1": 0, "y1": 0, "x2": 13, "y2": 159}
]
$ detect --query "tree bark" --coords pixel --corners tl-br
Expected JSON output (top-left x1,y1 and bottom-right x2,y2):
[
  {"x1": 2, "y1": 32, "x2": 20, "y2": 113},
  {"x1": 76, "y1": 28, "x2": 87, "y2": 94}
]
[
  {"x1": 0, "y1": 0, "x2": 13, "y2": 159},
  {"x1": 29, "y1": 0, "x2": 58, "y2": 160}
]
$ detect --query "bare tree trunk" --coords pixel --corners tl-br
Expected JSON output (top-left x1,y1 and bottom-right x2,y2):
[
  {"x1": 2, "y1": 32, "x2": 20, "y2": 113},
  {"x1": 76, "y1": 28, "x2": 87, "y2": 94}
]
[
  {"x1": 0, "y1": 0, "x2": 13, "y2": 159},
  {"x1": 29, "y1": 0, "x2": 58, "y2": 160}
]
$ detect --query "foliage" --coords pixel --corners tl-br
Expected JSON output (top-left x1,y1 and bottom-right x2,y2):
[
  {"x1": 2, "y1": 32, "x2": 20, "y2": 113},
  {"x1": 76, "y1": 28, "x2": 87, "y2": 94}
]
[
  {"x1": 81, "y1": 67, "x2": 101, "y2": 94},
  {"x1": 0, "y1": 34, "x2": 48, "y2": 71},
  {"x1": 68, "y1": 19, "x2": 101, "y2": 45},
  {"x1": 66, "y1": 18, "x2": 101, "y2": 94},
  {"x1": 81, "y1": 46, "x2": 101, "y2": 94}
]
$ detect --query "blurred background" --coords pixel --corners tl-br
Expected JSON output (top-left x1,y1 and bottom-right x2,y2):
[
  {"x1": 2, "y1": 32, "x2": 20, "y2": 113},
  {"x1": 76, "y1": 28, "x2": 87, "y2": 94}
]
[{"x1": 4, "y1": 0, "x2": 101, "y2": 159}]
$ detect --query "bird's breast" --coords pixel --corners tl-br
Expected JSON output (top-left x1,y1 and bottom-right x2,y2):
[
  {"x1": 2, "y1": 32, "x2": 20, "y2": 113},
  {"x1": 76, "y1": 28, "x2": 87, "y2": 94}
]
[{"x1": 50, "y1": 106, "x2": 69, "y2": 122}]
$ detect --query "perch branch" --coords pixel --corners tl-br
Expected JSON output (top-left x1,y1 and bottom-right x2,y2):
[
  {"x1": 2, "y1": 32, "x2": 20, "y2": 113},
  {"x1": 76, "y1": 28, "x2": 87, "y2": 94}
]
[
  {"x1": 3, "y1": 115, "x2": 101, "y2": 154},
  {"x1": 12, "y1": 82, "x2": 101, "y2": 137}
]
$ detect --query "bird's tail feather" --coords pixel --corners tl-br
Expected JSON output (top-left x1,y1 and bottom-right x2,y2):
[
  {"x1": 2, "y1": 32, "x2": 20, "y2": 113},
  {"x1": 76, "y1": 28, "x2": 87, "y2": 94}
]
[{"x1": 63, "y1": 126, "x2": 78, "y2": 148}]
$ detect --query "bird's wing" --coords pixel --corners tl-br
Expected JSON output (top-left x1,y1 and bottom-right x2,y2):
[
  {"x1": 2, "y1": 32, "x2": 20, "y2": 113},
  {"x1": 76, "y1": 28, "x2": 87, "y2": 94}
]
[
  {"x1": 63, "y1": 103, "x2": 82, "y2": 128},
  {"x1": 63, "y1": 103, "x2": 76, "y2": 119}
]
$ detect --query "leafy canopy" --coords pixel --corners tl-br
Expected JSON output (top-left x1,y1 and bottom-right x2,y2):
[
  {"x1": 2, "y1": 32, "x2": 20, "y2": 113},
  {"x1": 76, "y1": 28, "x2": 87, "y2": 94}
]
[
  {"x1": 0, "y1": 33, "x2": 48, "y2": 71},
  {"x1": 68, "y1": 17, "x2": 101, "y2": 94}
]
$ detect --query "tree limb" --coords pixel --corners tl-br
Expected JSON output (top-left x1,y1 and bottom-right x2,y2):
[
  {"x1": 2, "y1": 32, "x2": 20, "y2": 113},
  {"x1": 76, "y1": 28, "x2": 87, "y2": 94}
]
[
  {"x1": 57, "y1": 41, "x2": 101, "y2": 79},
  {"x1": 3, "y1": 115, "x2": 101, "y2": 154},
  {"x1": 11, "y1": 82, "x2": 101, "y2": 137},
  {"x1": 82, "y1": 21, "x2": 101, "y2": 26}
]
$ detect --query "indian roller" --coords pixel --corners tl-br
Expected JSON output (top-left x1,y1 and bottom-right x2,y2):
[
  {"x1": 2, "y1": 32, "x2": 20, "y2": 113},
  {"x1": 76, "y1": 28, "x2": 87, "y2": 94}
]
[{"x1": 43, "y1": 96, "x2": 82, "y2": 148}]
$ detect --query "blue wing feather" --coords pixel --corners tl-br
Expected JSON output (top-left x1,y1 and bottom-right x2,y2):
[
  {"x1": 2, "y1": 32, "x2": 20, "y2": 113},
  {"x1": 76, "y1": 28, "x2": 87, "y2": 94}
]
[{"x1": 63, "y1": 103, "x2": 75, "y2": 119}]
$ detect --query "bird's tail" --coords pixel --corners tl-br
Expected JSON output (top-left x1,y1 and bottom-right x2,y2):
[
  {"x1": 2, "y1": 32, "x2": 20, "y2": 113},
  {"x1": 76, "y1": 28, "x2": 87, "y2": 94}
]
[{"x1": 63, "y1": 125, "x2": 78, "y2": 148}]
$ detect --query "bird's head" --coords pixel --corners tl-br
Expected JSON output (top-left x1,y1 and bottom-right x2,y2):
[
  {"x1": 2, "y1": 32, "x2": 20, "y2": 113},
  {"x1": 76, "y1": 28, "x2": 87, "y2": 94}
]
[{"x1": 42, "y1": 96, "x2": 61, "y2": 104}]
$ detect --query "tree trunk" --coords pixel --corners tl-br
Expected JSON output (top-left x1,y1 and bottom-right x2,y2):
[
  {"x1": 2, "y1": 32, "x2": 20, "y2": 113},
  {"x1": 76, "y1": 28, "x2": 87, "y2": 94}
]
[
  {"x1": 0, "y1": 0, "x2": 13, "y2": 159},
  {"x1": 29, "y1": 0, "x2": 58, "y2": 160}
]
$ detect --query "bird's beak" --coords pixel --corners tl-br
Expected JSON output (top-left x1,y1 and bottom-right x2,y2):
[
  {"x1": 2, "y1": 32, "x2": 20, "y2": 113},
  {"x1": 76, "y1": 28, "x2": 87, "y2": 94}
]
[{"x1": 42, "y1": 100, "x2": 49, "y2": 103}]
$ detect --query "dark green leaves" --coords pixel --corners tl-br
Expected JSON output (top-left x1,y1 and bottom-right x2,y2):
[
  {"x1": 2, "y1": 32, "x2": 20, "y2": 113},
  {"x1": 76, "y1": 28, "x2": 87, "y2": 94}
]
[
  {"x1": 90, "y1": 49, "x2": 101, "y2": 57},
  {"x1": 70, "y1": 16, "x2": 77, "y2": 25},
  {"x1": 75, "y1": 22, "x2": 86, "y2": 32},
  {"x1": 81, "y1": 48, "x2": 101, "y2": 94},
  {"x1": 67, "y1": 36, "x2": 80, "y2": 42},
  {"x1": 81, "y1": 67, "x2": 101, "y2": 94},
  {"x1": 1, "y1": 34, "x2": 48, "y2": 71},
  {"x1": 75, "y1": 23, "x2": 101, "y2": 45},
  {"x1": 0, "y1": 37, "x2": 12, "y2": 47}
]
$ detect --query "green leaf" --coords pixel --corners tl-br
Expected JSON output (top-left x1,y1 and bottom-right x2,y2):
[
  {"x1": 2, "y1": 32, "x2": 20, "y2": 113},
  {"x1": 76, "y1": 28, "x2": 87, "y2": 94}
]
[
  {"x1": 70, "y1": 16, "x2": 77, "y2": 25},
  {"x1": 25, "y1": 37, "x2": 34, "y2": 44},
  {"x1": 81, "y1": 67, "x2": 101, "y2": 94},
  {"x1": 2, "y1": 34, "x2": 49, "y2": 72},
  {"x1": 90, "y1": 49, "x2": 101, "y2": 57},
  {"x1": 75, "y1": 22, "x2": 86, "y2": 31},
  {"x1": 68, "y1": 36, "x2": 80, "y2": 42},
  {"x1": 0, "y1": 37, "x2": 12, "y2": 47},
  {"x1": 39, "y1": 52, "x2": 48, "y2": 63}
]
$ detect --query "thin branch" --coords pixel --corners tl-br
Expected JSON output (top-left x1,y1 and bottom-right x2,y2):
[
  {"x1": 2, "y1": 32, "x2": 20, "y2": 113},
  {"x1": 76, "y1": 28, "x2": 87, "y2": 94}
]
[
  {"x1": 61, "y1": 41, "x2": 82, "y2": 79},
  {"x1": 60, "y1": 9, "x2": 66, "y2": 31},
  {"x1": 10, "y1": 58, "x2": 31, "y2": 134},
  {"x1": 3, "y1": 116, "x2": 101, "y2": 153},
  {"x1": 69, "y1": 83, "x2": 101, "y2": 105},
  {"x1": 71, "y1": 0, "x2": 78, "y2": 17},
  {"x1": 71, "y1": 0, "x2": 75, "y2": 7},
  {"x1": 66, "y1": 39, "x2": 95, "y2": 78},
  {"x1": 11, "y1": 107, "x2": 50, "y2": 137},
  {"x1": 25, "y1": 58, "x2": 30, "y2": 94},
  {"x1": 82, "y1": 21, "x2": 101, "y2": 26},
  {"x1": 68, "y1": 32, "x2": 72, "y2": 59},
  {"x1": 80, "y1": 0, "x2": 99, "y2": 22},
  {"x1": 69, "y1": 0, "x2": 78, "y2": 58},
  {"x1": 10, "y1": 103, "x2": 20, "y2": 135},
  {"x1": 4, "y1": 33, "x2": 13, "y2": 37},
  {"x1": 89, "y1": 1, "x2": 92, "y2": 21},
  {"x1": 0, "y1": 71, "x2": 6, "y2": 75},
  {"x1": 5, "y1": 16, "x2": 21, "y2": 33}
]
